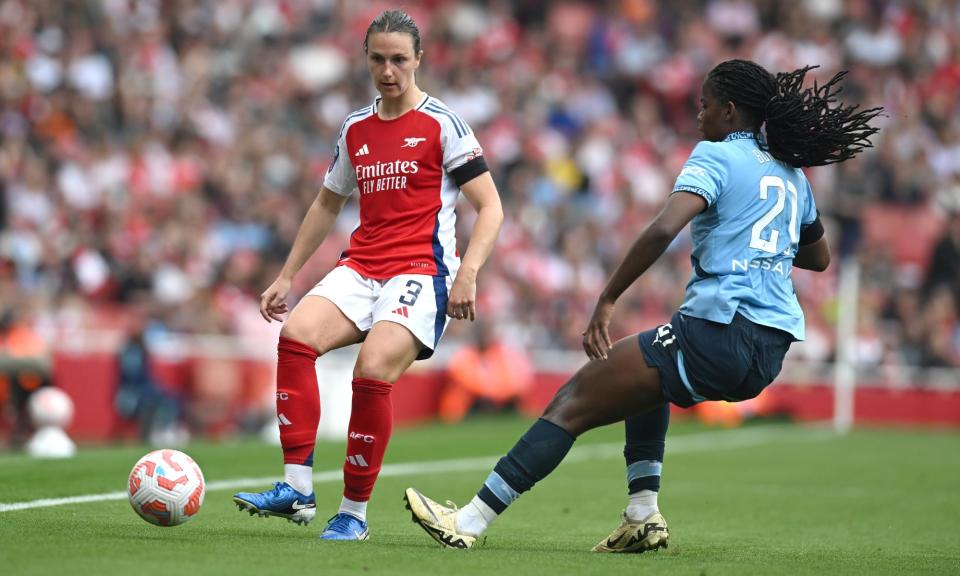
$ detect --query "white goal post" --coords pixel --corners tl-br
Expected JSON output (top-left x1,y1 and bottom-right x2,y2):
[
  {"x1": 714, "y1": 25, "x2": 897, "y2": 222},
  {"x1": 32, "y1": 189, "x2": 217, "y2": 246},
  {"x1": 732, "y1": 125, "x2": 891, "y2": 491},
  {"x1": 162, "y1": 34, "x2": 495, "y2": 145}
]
[{"x1": 833, "y1": 257, "x2": 860, "y2": 434}]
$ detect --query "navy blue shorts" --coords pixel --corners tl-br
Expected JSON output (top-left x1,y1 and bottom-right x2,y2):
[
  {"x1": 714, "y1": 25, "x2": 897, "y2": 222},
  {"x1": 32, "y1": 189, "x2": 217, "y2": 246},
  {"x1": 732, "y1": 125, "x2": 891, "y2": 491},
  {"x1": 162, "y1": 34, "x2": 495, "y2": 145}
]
[{"x1": 638, "y1": 312, "x2": 794, "y2": 408}]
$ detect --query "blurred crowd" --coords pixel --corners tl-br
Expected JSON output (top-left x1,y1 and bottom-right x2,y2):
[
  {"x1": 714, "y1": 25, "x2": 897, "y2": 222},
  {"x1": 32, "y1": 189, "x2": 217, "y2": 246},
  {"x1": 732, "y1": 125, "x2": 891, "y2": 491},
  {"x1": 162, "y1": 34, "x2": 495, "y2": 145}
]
[{"x1": 0, "y1": 0, "x2": 958, "y2": 375}]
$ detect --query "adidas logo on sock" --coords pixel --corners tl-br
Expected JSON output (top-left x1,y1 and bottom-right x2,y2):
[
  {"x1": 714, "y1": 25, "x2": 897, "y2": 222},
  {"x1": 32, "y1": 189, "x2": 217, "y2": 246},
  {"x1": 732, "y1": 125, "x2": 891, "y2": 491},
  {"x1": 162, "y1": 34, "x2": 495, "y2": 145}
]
[
  {"x1": 391, "y1": 306, "x2": 409, "y2": 317},
  {"x1": 278, "y1": 413, "x2": 293, "y2": 426},
  {"x1": 346, "y1": 455, "x2": 369, "y2": 467},
  {"x1": 355, "y1": 144, "x2": 369, "y2": 156}
]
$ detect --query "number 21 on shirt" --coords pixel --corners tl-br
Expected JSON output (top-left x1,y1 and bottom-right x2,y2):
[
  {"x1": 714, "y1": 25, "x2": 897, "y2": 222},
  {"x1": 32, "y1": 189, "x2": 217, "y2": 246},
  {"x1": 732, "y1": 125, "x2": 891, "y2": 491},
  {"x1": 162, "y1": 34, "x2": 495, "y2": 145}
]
[{"x1": 750, "y1": 175, "x2": 799, "y2": 254}]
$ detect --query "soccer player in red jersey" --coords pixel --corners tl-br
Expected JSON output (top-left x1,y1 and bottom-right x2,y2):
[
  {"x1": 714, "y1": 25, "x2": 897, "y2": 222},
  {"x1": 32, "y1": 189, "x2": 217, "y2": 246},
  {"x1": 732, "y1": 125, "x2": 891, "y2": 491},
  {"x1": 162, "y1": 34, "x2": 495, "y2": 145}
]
[{"x1": 233, "y1": 10, "x2": 503, "y2": 541}]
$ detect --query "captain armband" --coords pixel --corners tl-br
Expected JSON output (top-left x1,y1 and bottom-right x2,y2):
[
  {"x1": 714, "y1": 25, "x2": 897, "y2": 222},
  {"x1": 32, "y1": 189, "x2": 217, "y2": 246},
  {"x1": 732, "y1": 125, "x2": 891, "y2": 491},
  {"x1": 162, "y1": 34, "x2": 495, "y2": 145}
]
[
  {"x1": 799, "y1": 212, "x2": 824, "y2": 246},
  {"x1": 451, "y1": 156, "x2": 489, "y2": 187}
]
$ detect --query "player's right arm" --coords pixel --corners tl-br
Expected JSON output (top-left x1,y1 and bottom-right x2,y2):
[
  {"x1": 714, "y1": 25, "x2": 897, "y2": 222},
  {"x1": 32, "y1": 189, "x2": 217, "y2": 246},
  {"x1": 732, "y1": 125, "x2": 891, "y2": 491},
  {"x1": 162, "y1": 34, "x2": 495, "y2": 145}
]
[
  {"x1": 261, "y1": 114, "x2": 360, "y2": 322},
  {"x1": 582, "y1": 192, "x2": 706, "y2": 360},
  {"x1": 260, "y1": 186, "x2": 350, "y2": 322},
  {"x1": 582, "y1": 141, "x2": 724, "y2": 360}
]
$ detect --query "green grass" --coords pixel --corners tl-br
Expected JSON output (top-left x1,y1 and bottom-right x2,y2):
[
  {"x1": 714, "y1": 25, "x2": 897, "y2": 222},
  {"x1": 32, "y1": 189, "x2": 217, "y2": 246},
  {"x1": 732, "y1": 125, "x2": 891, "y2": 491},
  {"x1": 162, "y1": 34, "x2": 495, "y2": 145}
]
[{"x1": 1, "y1": 418, "x2": 958, "y2": 575}]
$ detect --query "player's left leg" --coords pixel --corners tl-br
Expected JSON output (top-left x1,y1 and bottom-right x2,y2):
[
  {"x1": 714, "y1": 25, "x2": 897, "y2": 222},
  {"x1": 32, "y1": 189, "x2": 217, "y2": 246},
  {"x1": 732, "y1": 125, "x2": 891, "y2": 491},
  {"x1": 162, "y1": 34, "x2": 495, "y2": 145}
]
[
  {"x1": 322, "y1": 274, "x2": 448, "y2": 540},
  {"x1": 319, "y1": 320, "x2": 422, "y2": 541},
  {"x1": 589, "y1": 405, "x2": 671, "y2": 553},
  {"x1": 405, "y1": 334, "x2": 666, "y2": 549},
  {"x1": 624, "y1": 405, "x2": 670, "y2": 518}
]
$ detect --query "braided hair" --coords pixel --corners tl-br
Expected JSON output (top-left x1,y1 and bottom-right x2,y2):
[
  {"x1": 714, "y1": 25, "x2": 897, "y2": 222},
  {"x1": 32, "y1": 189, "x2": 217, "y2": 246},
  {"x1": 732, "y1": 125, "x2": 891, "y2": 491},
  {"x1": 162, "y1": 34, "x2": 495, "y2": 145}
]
[{"x1": 706, "y1": 60, "x2": 883, "y2": 168}]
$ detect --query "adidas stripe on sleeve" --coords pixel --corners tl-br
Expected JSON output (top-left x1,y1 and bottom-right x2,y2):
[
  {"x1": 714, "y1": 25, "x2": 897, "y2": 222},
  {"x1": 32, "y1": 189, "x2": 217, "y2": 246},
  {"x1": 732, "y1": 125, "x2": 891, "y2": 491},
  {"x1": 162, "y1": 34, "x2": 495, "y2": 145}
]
[{"x1": 324, "y1": 107, "x2": 372, "y2": 196}]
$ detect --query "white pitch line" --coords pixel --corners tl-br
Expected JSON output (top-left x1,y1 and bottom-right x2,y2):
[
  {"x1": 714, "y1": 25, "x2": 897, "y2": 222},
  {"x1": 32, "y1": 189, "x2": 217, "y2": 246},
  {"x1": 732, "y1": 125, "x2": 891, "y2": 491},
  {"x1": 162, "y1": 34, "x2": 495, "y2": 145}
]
[{"x1": 0, "y1": 425, "x2": 828, "y2": 513}]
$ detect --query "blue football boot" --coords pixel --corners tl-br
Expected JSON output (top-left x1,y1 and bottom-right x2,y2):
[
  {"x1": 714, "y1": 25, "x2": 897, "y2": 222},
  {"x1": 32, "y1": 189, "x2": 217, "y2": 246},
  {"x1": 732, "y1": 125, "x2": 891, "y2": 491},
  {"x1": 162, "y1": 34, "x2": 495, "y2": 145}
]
[
  {"x1": 319, "y1": 513, "x2": 370, "y2": 541},
  {"x1": 233, "y1": 482, "x2": 316, "y2": 526}
]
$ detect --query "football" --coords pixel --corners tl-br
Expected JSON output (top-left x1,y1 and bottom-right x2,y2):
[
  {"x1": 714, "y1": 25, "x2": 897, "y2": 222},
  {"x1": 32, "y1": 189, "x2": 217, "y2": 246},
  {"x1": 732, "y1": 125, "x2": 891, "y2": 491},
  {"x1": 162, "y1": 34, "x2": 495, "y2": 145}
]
[{"x1": 128, "y1": 449, "x2": 205, "y2": 527}]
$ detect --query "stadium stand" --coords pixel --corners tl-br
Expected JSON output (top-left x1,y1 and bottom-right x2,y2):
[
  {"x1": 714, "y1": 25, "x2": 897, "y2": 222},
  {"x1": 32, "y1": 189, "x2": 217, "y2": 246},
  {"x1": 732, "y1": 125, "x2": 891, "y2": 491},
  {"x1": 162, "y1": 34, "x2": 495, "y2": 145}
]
[{"x1": 0, "y1": 1, "x2": 957, "y2": 439}]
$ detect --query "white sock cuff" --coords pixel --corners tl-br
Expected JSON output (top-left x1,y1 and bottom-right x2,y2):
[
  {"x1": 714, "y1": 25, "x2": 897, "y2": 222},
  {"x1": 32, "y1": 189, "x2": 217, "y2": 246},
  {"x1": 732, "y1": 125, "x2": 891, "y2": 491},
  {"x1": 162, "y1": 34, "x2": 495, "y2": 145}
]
[
  {"x1": 283, "y1": 464, "x2": 314, "y2": 496},
  {"x1": 455, "y1": 496, "x2": 496, "y2": 537},
  {"x1": 629, "y1": 489, "x2": 658, "y2": 504},
  {"x1": 339, "y1": 496, "x2": 368, "y2": 522},
  {"x1": 626, "y1": 489, "x2": 659, "y2": 521},
  {"x1": 470, "y1": 494, "x2": 499, "y2": 523}
]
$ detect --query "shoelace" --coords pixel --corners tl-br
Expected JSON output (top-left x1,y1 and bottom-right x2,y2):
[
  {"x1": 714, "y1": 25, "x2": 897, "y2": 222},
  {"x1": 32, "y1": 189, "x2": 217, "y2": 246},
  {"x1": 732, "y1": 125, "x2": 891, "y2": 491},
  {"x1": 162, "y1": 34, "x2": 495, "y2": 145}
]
[
  {"x1": 325, "y1": 513, "x2": 362, "y2": 532},
  {"x1": 269, "y1": 482, "x2": 286, "y2": 497}
]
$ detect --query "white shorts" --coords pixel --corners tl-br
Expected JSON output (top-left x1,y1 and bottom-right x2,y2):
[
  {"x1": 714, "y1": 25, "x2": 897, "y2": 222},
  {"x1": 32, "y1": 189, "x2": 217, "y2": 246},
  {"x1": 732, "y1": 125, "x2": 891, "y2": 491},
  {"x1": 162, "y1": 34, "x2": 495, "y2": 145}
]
[{"x1": 306, "y1": 265, "x2": 452, "y2": 360}]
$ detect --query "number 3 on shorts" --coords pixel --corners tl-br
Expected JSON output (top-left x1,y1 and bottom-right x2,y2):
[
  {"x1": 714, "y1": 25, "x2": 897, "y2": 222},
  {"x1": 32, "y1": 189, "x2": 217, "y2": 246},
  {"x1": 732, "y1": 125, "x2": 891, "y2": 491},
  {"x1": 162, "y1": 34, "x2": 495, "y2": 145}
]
[{"x1": 399, "y1": 280, "x2": 423, "y2": 306}]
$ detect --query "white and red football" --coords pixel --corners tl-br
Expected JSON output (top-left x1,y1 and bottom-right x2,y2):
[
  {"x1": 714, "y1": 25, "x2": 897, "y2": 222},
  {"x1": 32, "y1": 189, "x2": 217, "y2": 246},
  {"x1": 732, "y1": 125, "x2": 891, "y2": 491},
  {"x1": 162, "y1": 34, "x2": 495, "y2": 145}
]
[{"x1": 128, "y1": 449, "x2": 205, "y2": 527}]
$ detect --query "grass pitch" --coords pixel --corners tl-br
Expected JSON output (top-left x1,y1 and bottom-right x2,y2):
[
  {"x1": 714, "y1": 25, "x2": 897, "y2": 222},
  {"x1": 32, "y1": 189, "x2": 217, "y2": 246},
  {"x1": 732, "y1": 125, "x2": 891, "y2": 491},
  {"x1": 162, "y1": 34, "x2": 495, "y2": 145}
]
[{"x1": 1, "y1": 417, "x2": 958, "y2": 575}]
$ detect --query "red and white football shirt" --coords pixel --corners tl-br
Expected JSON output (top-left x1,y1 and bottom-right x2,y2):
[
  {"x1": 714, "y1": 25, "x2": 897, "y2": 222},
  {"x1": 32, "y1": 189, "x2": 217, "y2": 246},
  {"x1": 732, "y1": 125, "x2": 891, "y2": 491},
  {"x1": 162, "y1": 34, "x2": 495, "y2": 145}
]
[{"x1": 323, "y1": 94, "x2": 484, "y2": 280}]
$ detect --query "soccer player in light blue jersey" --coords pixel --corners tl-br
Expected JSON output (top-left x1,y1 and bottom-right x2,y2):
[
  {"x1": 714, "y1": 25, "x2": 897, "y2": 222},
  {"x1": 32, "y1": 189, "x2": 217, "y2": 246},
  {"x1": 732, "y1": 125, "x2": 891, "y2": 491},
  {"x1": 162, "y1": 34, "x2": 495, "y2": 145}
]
[{"x1": 404, "y1": 60, "x2": 882, "y2": 552}]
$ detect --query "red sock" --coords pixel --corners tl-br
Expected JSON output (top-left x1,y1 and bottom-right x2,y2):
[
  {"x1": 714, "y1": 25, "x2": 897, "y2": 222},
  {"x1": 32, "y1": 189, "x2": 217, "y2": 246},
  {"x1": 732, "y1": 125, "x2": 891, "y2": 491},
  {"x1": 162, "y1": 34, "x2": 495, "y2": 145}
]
[
  {"x1": 277, "y1": 337, "x2": 320, "y2": 466},
  {"x1": 343, "y1": 377, "x2": 393, "y2": 502}
]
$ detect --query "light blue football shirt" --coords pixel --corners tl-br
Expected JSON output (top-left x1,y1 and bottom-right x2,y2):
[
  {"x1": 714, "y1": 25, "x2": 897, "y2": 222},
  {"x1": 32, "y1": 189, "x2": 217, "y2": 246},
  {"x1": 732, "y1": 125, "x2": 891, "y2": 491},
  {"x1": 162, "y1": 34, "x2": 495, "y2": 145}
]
[{"x1": 672, "y1": 131, "x2": 818, "y2": 340}]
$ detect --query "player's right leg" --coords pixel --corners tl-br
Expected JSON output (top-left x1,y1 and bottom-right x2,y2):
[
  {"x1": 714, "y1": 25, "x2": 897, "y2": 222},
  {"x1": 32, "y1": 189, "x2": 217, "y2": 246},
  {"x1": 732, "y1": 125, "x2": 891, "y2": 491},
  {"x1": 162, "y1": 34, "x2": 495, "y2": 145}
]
[
  {"x1": 405, "y1": 334, "x2": 666, "y2": 548},
  {"x1": 234, "y1": 290, "x2": 364, "y2": 526}
]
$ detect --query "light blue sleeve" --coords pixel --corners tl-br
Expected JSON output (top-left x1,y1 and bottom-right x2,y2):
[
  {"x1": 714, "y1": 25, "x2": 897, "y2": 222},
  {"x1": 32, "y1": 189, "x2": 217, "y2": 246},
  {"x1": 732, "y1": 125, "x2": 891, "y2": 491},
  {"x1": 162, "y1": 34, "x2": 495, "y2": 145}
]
[{"x1": 672, "y1": 142, "x2": 728, "y2": 207}]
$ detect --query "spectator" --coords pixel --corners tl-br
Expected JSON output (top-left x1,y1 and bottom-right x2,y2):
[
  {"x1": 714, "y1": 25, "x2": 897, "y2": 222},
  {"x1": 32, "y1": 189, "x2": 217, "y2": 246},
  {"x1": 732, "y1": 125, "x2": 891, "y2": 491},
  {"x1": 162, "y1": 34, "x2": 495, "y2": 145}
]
[
  {"x1": 0, "y1": 0, "x2": 956, "y2": 376},
  {"x1": 114, "y1": 322, "x2": 181, "y2": 443},
  {"x1": 439, "y1": 321, "x2": 532, "y2": 423},
  {"x1": 0, "y1": 305, "x2": 50, "y2": 446},
  {"x1": 925, "y1": 211, "x2": 960, "y2": 311}
]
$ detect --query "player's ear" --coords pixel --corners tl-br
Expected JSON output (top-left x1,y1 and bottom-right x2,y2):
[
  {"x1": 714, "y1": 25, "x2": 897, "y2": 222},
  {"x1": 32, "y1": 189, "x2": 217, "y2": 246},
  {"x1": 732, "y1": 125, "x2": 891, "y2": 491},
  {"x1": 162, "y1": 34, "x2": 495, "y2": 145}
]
[{"x1": 723, "y1": 100, "x2": 737, "y2": 123}]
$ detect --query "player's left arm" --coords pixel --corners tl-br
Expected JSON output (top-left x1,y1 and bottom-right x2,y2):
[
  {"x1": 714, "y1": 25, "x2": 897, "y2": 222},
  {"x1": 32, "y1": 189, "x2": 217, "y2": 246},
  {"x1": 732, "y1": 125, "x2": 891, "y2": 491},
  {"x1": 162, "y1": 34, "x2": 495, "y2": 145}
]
[
  {"x1": 793, "y1": 214, "x2": 830, "y2": 271},
  {"x1": 792, "y1": 178, "x2": 831, "y2": 272},
  {"x1": 583, "y1": 192, "x2": 706, "y2": 360},
  {"x1": 449, "y1": 172, "x2": 504, "y2": 321}
]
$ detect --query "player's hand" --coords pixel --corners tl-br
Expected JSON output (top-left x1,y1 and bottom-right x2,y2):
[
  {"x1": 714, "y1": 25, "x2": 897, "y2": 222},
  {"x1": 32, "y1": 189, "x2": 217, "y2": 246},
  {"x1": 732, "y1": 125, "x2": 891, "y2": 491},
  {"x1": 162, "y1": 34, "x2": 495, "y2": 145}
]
[
  {"x1": 260, "y1": 276, "x2": 292, "y2": 323},
  {"x1": 582, "y1": 297, "x2": 615, "y2": 360},
  {"x1": 447, "y1": 269, "x2": 477, "y2": 321}
]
